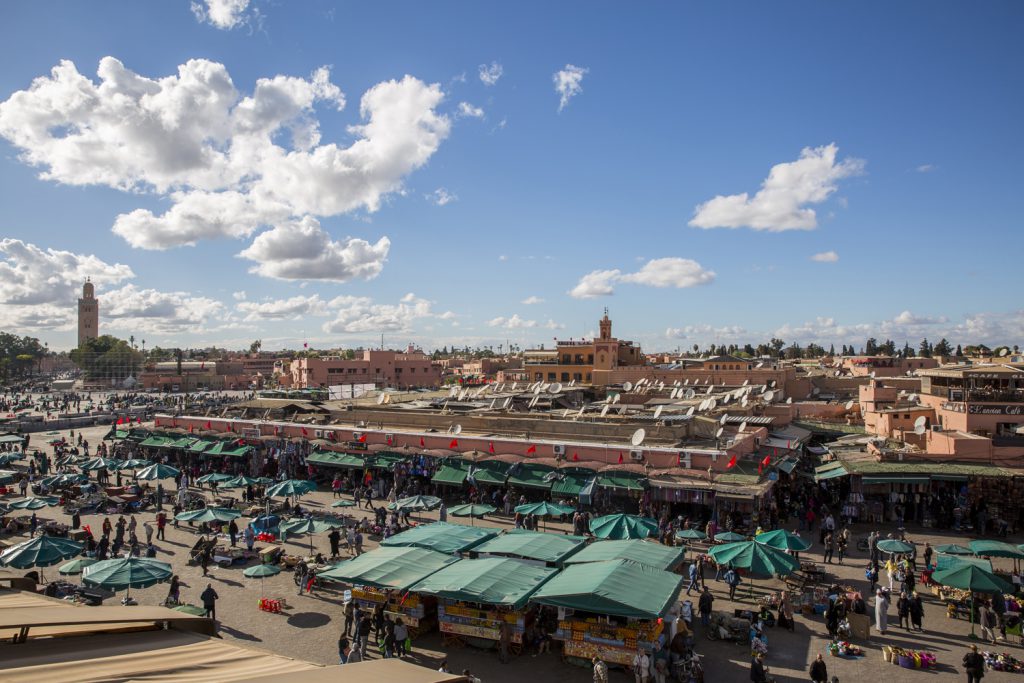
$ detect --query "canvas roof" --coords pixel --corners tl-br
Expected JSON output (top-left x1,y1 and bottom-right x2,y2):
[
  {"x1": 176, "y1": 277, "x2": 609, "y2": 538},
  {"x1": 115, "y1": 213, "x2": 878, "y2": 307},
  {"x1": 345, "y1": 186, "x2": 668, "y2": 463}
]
[
  {"x1": 410, "y1": 557, "x2": 557, "y2": 609},
  {"x1": 381, "y1": 522, "x2": 497, "y2": 554},
  {"x1": 532, "y1": 558, "x2": 684, "y2": 620},
  {"x1": 317, "y1": 546, "x2": 458, "y2": 590},
  {"x1": 474, "y1": 530, "x2": 586, "y2": 564},
  {"x1": 562, "y1": 539, "x2": 685, "y2": 571}
]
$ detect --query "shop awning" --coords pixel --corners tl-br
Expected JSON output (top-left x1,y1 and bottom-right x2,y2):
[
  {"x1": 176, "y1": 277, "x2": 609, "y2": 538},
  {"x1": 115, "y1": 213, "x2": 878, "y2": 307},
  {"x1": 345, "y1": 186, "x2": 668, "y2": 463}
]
[
  {"x1": 776, "y1": 457, "x2": 799, "y2": 474},
  {"x1": 597, "y1": 472, "x2": 646, "y2": 491},
  {"x1": 369, "y1": 454, "x2": 406, "y2": 470},
  {"x1": 410, "y1": 556, "x2": 557, "y2": 609},
  {"x1": 307, "y1": 451, "x2": 365, "y2": 468},
  {"x1": 317, "y1": 546, "x2": 458, "y2": 590},
  {"x1": 382, "y1": 522, "x2": 498, "y2": 554},
  {"x1": 532, "y1": 558, "x2": 684, "y2": 620},
  {"x1": 0, "y1": 434, "x2": 24, "y2": 444},
  {"x1": 931, "y1": 474, "x2": 969, "y2": 482},
  {"x1": 506, "y1": 463, "x2": 555, "y2": 491},
  {"x1": 205, "y1": 441, "x2": 250, "y2": 457},
  {"x1": 860, "y1": 476, "x2": 930, "y2": 486},
  {"x1": 551, "y1": 470, "x2": 596, "y2": 497},
  {"x1": 431, "y1": 465, "x2": 468, "y2": 486},
  {"x1": 936, "y1": 554, "x2": 992, "y2": 572},
  {"x1": 814, "y1": 463, "x2": 848, "y2": 482},
  {"x1": 138, "y1": 437, "x2": 170, "y2": 448},
  {"x1": 563, "y1": 539, "x2": 685, "y2": 571},
  {"x1": 469, "y1": 461, "x2": 509, "y2": 486},
  {"x1": 474, "y1": 530, "x2": 586, "y2": 564},
  {"x1": 188, "y1": 439, "x2": 214, "y2": 453}
]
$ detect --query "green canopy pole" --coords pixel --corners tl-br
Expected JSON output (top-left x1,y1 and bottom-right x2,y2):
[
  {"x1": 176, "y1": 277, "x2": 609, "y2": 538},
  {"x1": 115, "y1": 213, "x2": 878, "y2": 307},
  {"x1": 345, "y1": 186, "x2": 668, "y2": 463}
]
[{"x1": 969, "y1": 592, "x2": 976, "y2": 639}]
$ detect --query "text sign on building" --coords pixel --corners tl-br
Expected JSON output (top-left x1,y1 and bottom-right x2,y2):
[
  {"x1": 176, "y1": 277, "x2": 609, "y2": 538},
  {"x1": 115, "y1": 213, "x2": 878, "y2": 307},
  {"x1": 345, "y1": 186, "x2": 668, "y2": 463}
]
[{"x1": 967, "y1": 404, "x2": 1024, "y2": 416}]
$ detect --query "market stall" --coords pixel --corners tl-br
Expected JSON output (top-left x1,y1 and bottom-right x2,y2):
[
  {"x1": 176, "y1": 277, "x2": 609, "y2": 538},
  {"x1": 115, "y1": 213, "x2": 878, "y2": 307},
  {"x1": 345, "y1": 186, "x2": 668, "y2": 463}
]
[
  {"x1": 318, "y1": 546, "x2": 458, "y2": 637},
  {"x1": 532, "y1": 558, "x2": 683, "y2": 667},
  {"x1": 473, "y1": 530, "x2": 586, "y2": 567},
  {"x1": 563, "y1": 539, "x2": 685, "y2": 572},
  {"x1": 410, "y1": 556, "x2": 557, "y2": 653},
  {"x1": 381, "y1": 522, "x2": 498, "y2": 555}
]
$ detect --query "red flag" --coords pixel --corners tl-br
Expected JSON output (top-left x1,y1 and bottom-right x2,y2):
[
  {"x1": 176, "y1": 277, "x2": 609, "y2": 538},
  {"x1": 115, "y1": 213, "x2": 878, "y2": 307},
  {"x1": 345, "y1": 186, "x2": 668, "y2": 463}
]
[
  {"x1": 449, "y1": 439, "x2": 459, "y2": 449},
  {"x1": 358, "y1": 433, "x2": 367, "y2": 443},
  {"x1": 301, "y1": 427, "x2": 308, "y2": 436},
  {"x1": 189, "y1": 425, "x2": 194, "y2": 434},
  {"x1": 227, "y1": 422, "x2": 234, "y2": 432},
  {"x1": 617, "y1": 452, "x2": 624, "y2": 464},
  {"x1": 488, "y1": 442, "x2": 495, "y2": 454},
  {"x1": 205, "y1": 421, "x2": 212, "y2": 430},
  {"x1": 155, "y1": 418, "x2": 160, "y2": 427},
  {"x1": 136, "y1": 417, "x2": 141, "y2": 424},
  {"x1": 526, "y1": 444, "x2": 537, "y2": 454},
  {"x1": 236, "y1": 438, "x2": 245, "y2": 446},
  {"x1": 386, "y1": 434, "x2": 392, "y2": 446},
  {"x1": 116, "y1": 417, "x2": 124, "y2": 425},
  {"x1": 761, "y1": 454, "x2": 771, "y2": 467},
  {"x1": 274, "y1": 425, "x2": 280, "y2": 435},
  {"x1": 726, "y1": 455, "x2": 737, "y2": 469},
  {"x1": 419, "y1": 436, "x2": 425, "y2": 448},
  {"x1": 327, "y1": 431, "x2": 335, "y2": 441},
  {"x1": 573, "y1": 452, "x2": 579, "y2": 462}
]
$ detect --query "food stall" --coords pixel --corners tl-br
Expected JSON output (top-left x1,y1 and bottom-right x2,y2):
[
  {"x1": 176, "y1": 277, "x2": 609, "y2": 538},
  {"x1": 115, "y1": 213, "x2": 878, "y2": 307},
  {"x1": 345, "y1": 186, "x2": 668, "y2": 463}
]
[
  {"x1": 317, "y1": 546, "x2": 458, "y2": 637},
  {"x1": 381, "y1": 521, "x2": 498, "y2": 555},
  {"x1": 473, "y1": 530, "x2": 586, "y2": 567},
  {"x1": 562, "y1": 539, "x2": 686, "y2": 572},
  {"x1": 410, "y1": 556, "x2": 557, "y2": 652},
  {"x1": 532, "y1": 558, "x2": 684, "y2": 667}
]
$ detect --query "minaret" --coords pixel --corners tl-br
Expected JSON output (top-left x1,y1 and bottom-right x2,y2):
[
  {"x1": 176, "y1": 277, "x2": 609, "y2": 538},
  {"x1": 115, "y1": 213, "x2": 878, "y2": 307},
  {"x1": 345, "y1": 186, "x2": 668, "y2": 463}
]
[
  {"x1": 598, "y1": 308, "x2": 612, "y2": 340},
  {"x1": 77, "y1": 279, "x2": 99, "y2": 347}
]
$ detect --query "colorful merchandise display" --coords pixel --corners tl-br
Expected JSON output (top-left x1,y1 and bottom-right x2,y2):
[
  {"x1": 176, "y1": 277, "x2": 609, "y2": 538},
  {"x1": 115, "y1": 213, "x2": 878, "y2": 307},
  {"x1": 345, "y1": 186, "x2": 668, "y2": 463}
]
[
  {"x1": 438, "y1": 600, "x2": 526, "y2": 643},
  {"x1": 554, "y1": 618, "x2": 664, "y2": 665},
  {"x1": 352, "y1": 586, "x2": 434, "y2": 634}
]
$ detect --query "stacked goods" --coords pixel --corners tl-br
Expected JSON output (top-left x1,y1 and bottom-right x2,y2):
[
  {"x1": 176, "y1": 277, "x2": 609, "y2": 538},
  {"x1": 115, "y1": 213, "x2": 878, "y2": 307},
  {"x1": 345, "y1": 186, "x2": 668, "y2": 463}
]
[
  {"x1": 438, "y1": 601, "x2": 524, "y2": 642},
  {"x1": 983, "y1": 651, "x2": 1024, "y2": 673},
  {"x1": 827, "y1": 640, "x2": 863, "y2": 657},
  {"x1": 884, "y1": 646, "x2": 936, "y2": 669},
  {"x1": 352, "y1": 586, "x2": 427, "y2": 625},
  {"x1": 555, "y1": 618, "x2": 664, "y2": 665}
]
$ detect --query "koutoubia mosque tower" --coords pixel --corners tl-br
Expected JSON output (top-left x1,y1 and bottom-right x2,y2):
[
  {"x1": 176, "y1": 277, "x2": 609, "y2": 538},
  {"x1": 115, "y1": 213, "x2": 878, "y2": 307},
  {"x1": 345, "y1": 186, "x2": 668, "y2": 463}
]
[{"x1": 77, "y1": 279, "x2": 99, "y2": 347}]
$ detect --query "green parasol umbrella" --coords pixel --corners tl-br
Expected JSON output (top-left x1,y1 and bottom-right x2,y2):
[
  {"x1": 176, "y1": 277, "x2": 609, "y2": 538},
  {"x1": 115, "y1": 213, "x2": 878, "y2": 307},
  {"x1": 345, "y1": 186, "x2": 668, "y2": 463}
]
[
  {"x1": 386, "y1": 496, "x2": 443, "y2": 520},
  {"x1": 58, "y1": 557, "x2": 98, "y2": 575},
  {"x1": 41, "y1": 474, "x2": 88, "y2": 488},
  {"x1": 243, "y1": 562, "x2": 282, "y2": 597},
  {"x1": 120, "y1": 459, "x2": 153, "y2": 469},
  {"x1": 515, "y1": 501, "x2": 575, "y2": 517},
  {"x1": 175, "y1": 507, "x2": 242, "y2": 523},
  {"x1": 589, "y1": 513, "x2": 659, "y2": 540},
  {"x1": 877, "y1": 539, "x2": 914, "y2": 554},
  {"x1": 218, "y1": 475, "x2": 260, "y2": 489},
  {"x1": 709, "y1": 539, "x2": 801, "y2": 598},
  {"x1": 0, "y1": 453, "x2": 25, "y2": 466},
  {"x1": 936, "y1": 543, "x2": 975, "y2": 556},
  {"x1": 81, "y1": 457, "x2": 123, "y2": 471},
  {"x1": 714, "y1": 531, "x2": 747, "y2": 542},
  {"x1": 932, "y1": 563, "x2": 1015, "y2": 637},
  {"x1": 255, "y1": 477, "x2": 275, "y2": 485},
  {"x1": 196, "y1": 472, "x2": 233, "y2": 484},
  {"x1": 82, "y1": 557, "x2": 173, "y2": 600},
  {"x1": 754, "y1": 529, "x2": 812, "y2": 552},
  {"x1": 6, "y1": 496, "x2": 60, "y2": 510},
  {"x1": 136, "y1": 463, "x2": 181, "y2": 481},
  {"x1": 676, "y1": 528, "x2": 708, "y2": 541},
  {"x1": 448, "y1": 502, "x2": 496, "y2": 526},
  {"x1": 266, "y1": 479, "x2": 317, "y2": 498},
  {"x1": 173, "y1": 604, "x2": 207, "y2": 616},
  {"x1": 331, "y1": 499, "x2": 357, "y2": 508},
  {"x1": 969, "y1": 539, "x2": 1024, "y2": 559},
  {"x1": 279, "y1": 517, "x2": 345, "y2": 553},
  {"x1": 0, "y1": 535, "x2": 83, "y2": 572}
]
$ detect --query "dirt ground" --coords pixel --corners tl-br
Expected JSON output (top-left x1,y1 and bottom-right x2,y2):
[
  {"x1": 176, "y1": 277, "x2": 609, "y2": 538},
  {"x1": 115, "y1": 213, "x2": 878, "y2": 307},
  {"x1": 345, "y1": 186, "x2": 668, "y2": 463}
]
[{"x1": 6, "y1": 420, "x2": 1024, "y2": 682}]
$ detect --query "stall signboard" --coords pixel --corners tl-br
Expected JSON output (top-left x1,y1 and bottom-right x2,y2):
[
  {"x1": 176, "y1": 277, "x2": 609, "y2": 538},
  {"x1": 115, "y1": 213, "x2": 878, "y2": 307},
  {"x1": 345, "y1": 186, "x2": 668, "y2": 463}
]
[
  {"x1": 440, "y1": 621, "x2": 501, "y2": 641},
  {"x1": 438, "y1": 602, "x2": 524, "y2": 643}
]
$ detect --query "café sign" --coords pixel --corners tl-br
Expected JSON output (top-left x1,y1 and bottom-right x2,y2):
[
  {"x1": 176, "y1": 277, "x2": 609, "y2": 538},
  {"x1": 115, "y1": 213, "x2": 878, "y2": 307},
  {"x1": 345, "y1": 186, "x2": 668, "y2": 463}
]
[{"x1": 967, "y1": 404, "x2": 1024, "y2": 416}]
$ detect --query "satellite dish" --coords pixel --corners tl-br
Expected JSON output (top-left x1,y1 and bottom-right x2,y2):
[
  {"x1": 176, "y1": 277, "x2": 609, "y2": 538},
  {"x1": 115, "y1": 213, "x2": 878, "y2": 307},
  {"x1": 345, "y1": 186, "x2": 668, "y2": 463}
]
[
  {"x1": 908, "y1": 393, "x2": 918, "y2": 402},
  {"x1": 705, "y1": 386, "x2": 713, "y2": 395},
  {"x1": 869, "y1": 371, "x2": 876, "y2": 379},
  {"x1": 617, "y1": 405, "x2": 627, "y2": 415},
  {"x1": 719, "y1": 413, "x2": 728, "y2": 425},
  {"x1": 631, "y1": 428, "x2": 646, "y2": 446},
  {"x1": 715, "y1": 427, "x2": 724, "y2": 439},
  {"x1": 653, "y1": 405, "x2": 664, "y2": 420},
  {"x1": 755, "y1": 362, "x2": 764, "y2": 369},
  {"x1": 1000, "y1": 347, "x2": 1010, "y2": 357},
  {"x1": 721, "y1": 394, "x2": 730, "y2": 404},
  {"x1": 488, "y1": 398, "x2": 497, "y2": 410},
  {"x1": 673, "y1": 380, "x2": 681, "y2": 387},
  {"x1": 786, "y1": 397, "x2": 793, "y2": 404},
  {"x1": 658, "y1": 381, "x2": 665, "y2": 390},
  {"x1": 669, "y1": 388, "x2": 678, "y2": 399},
  {"x1": 452, "y1": 424, "x2": 463, "y2": 436},
  {"x1": 913, "y1": 416, "x2": 927, "y2": 434},
  {"x1": 741, "y1": 396, "x2": 748, "y2": 408},
  {"x1": 550, "y1": 382, "x2": 563, "y2": 394},
  {"x1": 708, "y1": 398, "x2": 718, "y2": 410},
  {"x1": 742, "y1": 379, "x2": 750, "y2": 386},
  {"x1": 686, "y1": 406, "x2": 695, "y2": 416},
  {"x1": 739, "y1": 421, "x2": 748, "y2": 432},
  {"x1": 683, "y1": 379, "x2": 690, "y2": 385},
  {"x1": 763, "y1": 390, "x2": 775, "y2": 403},
  {"x1": 606, "y1": 394, "x2": 614, "y2": 404},
  {"x1": 510, "y1": 382, "x2": 518, "y2": 391},
  {"x1": 533, "y1": 384, "x2": 542, "y2": 395},
  {"x1": 383, "y1": 393, "x2": 391, "y2": 404},
  {"x1": 623, "y1": 381, "x2": 633, "y2": 392},
  {"x1": 845, "y1": 400, "x2": 855, "y2": 411},
  {"x1": 812, "y1": 387, "x2": 820, "y2": 396},
  {"x1": 576, "y1": 406, "x2": 585, "y2": 418},
  {"x1": 612, "y1": 394, "x2": 621, "y2": 404},
  {"x1": 600, "y1": 404, "x2": 610, "y2": 418},
  {"x1": 685, "y1": 389, "x2": 696, "y2": 400},
  {"x1": 569, "y1": 379, "x2": 576, "y2": 386},
  {"x1": 376, "y1": 393, "x2": 386, "y2": 405},
  {"x1": 698, "y1": 399, "x2": 707, "y2": 411},
  {"x1": 769, "y1": 380, "x2": 777, "y2": 389}
]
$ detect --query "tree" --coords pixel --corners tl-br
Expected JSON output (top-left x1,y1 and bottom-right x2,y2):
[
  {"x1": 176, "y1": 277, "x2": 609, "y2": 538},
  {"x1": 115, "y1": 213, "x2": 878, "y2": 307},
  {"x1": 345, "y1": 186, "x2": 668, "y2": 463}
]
[
  {"x1": 828, "y1": 344, "x2": 835, "y2": 357},
  {"x1": 955, "y1": 344, "x2": 963, "y2": 357},
  {"x1": 918, "y1": 338, "x2": 933, "y2": 358},
  {"x1": 769, "y1": 338, "x2": 785, "y2": 357},
  {"x1": 69, "y1": 335, "x2": 142, "y2": 383},
  {"x1": 784, "y1": 343, "x2": 803, "y2": 360},
  {"x1": 880, "y1": 339, "x2": 896, "y2": 356},
  {"x1": 934, "y1": 338, "x2": 953, "y2": 357},
  {"x1": 249, "y1": 339, "x2": 262, "y2": 354},
  {"x1": 864, "y1": 338, "x2": 878, "y2": 355}
]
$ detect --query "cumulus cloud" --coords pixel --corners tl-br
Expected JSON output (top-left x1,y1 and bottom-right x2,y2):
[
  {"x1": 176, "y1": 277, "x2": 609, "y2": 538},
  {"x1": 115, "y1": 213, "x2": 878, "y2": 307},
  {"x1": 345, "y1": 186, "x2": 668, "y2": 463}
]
[
  {"x1": 665, "y1": 324, "x2": 747, "y2": 340},
  {"x1": 232, "y1": 291, "x2": 247, "y2": 301},
  {"x1": 102, "y1": 284, "x2": 226, "y2": 334},
  {"x1": 457, "y1": 102, "x2": 484, "y2": 118},
  {"x1": 892, "y1": 310, "x2": 946, "y2": 326},
  {"x1": 487, "y1": 314, "x2": 537, "y2": 329},
  {"x1": 478, "y1": 62, "x2": 503, "y2": 86},
  {"x1": 553, "y1": 64, "x2": 588, "y2": 111},
  {"x1": 429, "y1": 188, "x2": 457, "y2": 206},
  {"x1": 521, "y1": 296, "x2": 544, "y2": 305},
  {"x1": 190, "y1": 0, "x2": 255, "y2": 30},
  {"x1": 570, "y1": 258, "x2": 714, "y2": 299},
  {"x1": 0, "y1": 239, "x2": 134, "y2": 306},
  {"x1": 916, "y1": 164, "x2": 936, "y2": 173},
  {"x1": 237, "y1": 216, "x2": 390, "y2": 282},
  {"x1": 810, "y1": 250, "x2": 839, "y2": 263},
  {"x1": 321, "y1": 293, "x2": 437, "y2": 334},
  {"x1": 237, "y1": 294, "x2": 328, "y2": 321},
  {"x1": 544, "y1": 319, "x2": 565, "y2": 330},
  {"x1": 0, "y1": 57, "x2": 450, "y2": 280},
  {"x1": 689, "y1": 144, "x2": 864, "y2": 231}
]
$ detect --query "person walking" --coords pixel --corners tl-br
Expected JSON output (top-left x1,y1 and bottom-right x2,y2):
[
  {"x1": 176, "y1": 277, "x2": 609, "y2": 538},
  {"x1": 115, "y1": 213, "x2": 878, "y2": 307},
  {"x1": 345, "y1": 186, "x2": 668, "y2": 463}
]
[
  {"x1": 356, "y1": 613, "x2": 371, "y2": 658},
  {"x1": 724, "y1": 566, "x2": 741, "y2": 601},
  {"x1": 686, "y1": 560, "x2": 700, "y2": 596},
  {"x1": 228, "y1": 519, "x2": 238, "y2": 547},
  {"x1": 837, "y1": 527, "x2": 849, "y2": 564},
  {"x1": 343, "y1": 600, "x2": 354, "y2": 637},
  {"x1": 592, "y1": 655, "x2": 609, "y2": 683},
  {"x1": 963, "y1": 644, "x2": 985, "y2": 683},
  {"x1": 809, "y1": 653, "x2": 829, "y2": 683},
  {"x1": 632, "y1": 648, "x2": 651, "y2": 683},
  {"x1": 874, "y1": 588, "x2": 890, "y2": 635},
  {"x1": 909, "y1": 590, "x2": 924, "y2": 631},
  {"x1": 143, "y1": 521, "x2": 153, "y2": 545},
  {"x1": 822, "y1": 532, "x2": 834, "y2": 564},
  {"x1": 980, "y1": 601, "x2": 998, "y2": 644},
  {"x1": 698, "y1": 587, "x2": 714, "y2": 628},
  {"x1": 244, "y1": 524, "x2": 255, "y2": 551},
  {"x1": 200, "y1": 547, "x2": 211, "y2": 576},
  {"x1": 897, "y1": 591, "x2": 910, "y2": 629},
  {"x1": 200, "y1": 583, "x2": 219, "y2": 621}
]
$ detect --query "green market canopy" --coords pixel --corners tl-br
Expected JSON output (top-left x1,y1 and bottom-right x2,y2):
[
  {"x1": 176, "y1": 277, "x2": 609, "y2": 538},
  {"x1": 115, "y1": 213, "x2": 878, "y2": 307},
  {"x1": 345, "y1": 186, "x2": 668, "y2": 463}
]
[
  {"x1": 877, "y1": 539, "x2": 914, "y2": 554},
  {"x1": 675, "y1": 529, "x2": 708, "y2": 541},
  {"x1": 205, "y1": 441, "x2": 252, "y2": 457},
  {"x1": 318, "y1": 546, "x2": 459, "y2": 590},
  {"x1": 564, "y1": 539, "x2": 685, "y2": 571},
  {"x1": 135, "y1": 463, "x2": 181, "y2": 481},
  {"x1": 514, "y1": 501, "x2": 575, "y2": 517},
  {"x1": 266, "y1": 479, "x2": 317, "y2": 498},
  {"x1": 381, "y1": 522, "x2": 498, "y2": 554},
  {"x1": 82, "y1": 557, "x2": 172, "y2": 591},
  {"x1": 596, "y1": 471, "x2": 646, "y2": 491},
  {"x1": 708, "y1": 540, "x2": 800, "y2": 578},
  {"x1": 188, "y1": 439, "x2": 215, "y2": 453},
  {"x1": 307, "y1": 451, "x2": 366, "y2": 469},
  {"x1": 589, "y1": 513, "x2": 658, "y2": 540},
  {"x1": 754, "y1": 529, "x2": 812, "y2": 552},
  {"x1": 0, "y1": 535, "x2": 83, "y2": 569},
  {"x1": 506, "y1": 463, "x2": 556, "y2": 491},
  {"x1": 448, "y1": 503, "x2": 496, "y2": 517},
  {"x1": 387, "y1": 495, "x2": 442, "y2": 512},
  {"x1": 550, "y1": 468, "x2": 597, "y2": 497},
  {"x1": 474, "y1": 530, "x2": 586, "y2": 564},
  {"x1": 468, "y1": 461, "x2": 510, "y2": 487},
  {"x1": 970, "y1": 539, "x2": 1024, "y2": 559},
  {"x1": 175, "y1": 507, "x2": 242, "y2": 523},
  {"x1": 411, "y1": 556, "x2": 557, "y2": 609},
  {"x1": 532, "y1": 558, "x2": 684, "y2": 620},
  {"x1": 432, "y1": 463, "x2": 469, "y2": 487}
]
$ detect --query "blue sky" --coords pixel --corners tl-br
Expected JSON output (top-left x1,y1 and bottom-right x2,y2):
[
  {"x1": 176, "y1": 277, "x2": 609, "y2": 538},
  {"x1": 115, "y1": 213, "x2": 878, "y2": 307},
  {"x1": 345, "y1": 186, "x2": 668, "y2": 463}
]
[{"x1": 0, "y1": 1, "x2": 1021, "y2": 352}]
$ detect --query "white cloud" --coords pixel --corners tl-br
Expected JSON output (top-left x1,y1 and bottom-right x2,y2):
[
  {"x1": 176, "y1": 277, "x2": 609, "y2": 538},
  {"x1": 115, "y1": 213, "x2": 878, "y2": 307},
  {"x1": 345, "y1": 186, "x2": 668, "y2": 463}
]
[
  {"x1": 569, "y1": 269, "x2": 620, "y2": 299},
  {"x1": 570, "y1": 258, "x2": 714, "y2": 298},
  {"x1": 237, "y1": 294, "x2": 328, "y2": 321},
  {"x1": 0, "y1": 239, "x2": 134, "y2": 307},
  {"x1": 521, "y1": 296, "x2": 544, "y2": 305},
  {"x1": 0, "y1": 58, "x2": 450, "y2": 280},
  {"x1": 238, "y1": 216, "x2": 390, "y2": 282},
  {"x1": 429, "y1": 188, "x2": 457, "y2": 206},
  {"x1": 916, "y1": 164, "x2": 936, "y2": 173},
  {"x1": 665, "y1": 324, "x2": 747, "y2": 340},
  {"x1": 892, "y1": 310, "x2": 946, "y2": 326},
  {"x1": 102, "y1": 284, "x2": 226, "y2": 335},
  {"x1": 689, "y1": 144, "x2": 864, "y2": 231},
  {"x1": 321, "y1": 293, "x2": 437, "y2": 334},
  {"x1": 478, "y1": 62, "x2": 503, "y2": 86},
  {"x1": 544, "y1": 319, "x2": 565, "y2": 330},
  {"x1": 232, "y1": 291, "x2": 247, "y2": 301},
  {"x1": 618, "y1": 257, "x2": 716, "y2": 289},
  {"x1": 810, "y1": 250, "x2": 839, "y2": 263},
  {"x1": 553, "y1": 64, "x2": 588, "y2": 112},
  {"x1": 498, "y1": 254, "x2": 508, "y2": 262},
  {"x1": 457, "y1": 102, "x2": 484, "y2": 118},
  {"x1": 190, "y1": 0, "x2": 254, "y2": 30},
  {"x1": 487, "y1": 314, "x2": 537, "y2": 329}
]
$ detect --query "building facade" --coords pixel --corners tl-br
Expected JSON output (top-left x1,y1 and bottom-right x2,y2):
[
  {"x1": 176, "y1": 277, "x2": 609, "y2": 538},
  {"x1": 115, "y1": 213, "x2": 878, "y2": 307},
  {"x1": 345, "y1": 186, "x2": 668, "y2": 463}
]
[{"x1": 288, "y1": 347, "x2": 442, "y2": 390}]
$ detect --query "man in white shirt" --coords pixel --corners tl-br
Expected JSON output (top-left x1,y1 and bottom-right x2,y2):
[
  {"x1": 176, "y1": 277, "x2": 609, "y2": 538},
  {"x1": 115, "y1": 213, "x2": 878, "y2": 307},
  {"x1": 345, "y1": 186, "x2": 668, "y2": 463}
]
[{"x1": 633, "y1": 648, "x2": 651, "y2": 683}]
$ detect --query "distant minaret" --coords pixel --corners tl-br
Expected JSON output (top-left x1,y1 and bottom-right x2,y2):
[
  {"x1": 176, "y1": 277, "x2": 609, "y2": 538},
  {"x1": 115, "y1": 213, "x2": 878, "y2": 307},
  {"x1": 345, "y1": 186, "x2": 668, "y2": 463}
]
[
  {"x1": 77, "y1": 279, "x2": 99, "y2": 347},
  {"x1": 598, "y1": 307, "x2": 612, "y2": 340}
]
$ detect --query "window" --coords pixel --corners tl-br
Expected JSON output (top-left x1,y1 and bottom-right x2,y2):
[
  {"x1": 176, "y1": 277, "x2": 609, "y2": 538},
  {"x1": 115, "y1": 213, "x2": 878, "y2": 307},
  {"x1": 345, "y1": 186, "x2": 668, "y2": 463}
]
[
  {"x1": 573, "y1": 373, "x2": 583, "y2": 381},
  {"x1": 588, "y1": 354, "x2": 594, "y2": 363},
  {"x1": 586, "y1": 373, "x2": 592, "y2": 382},
  {"x1": 561, "y1": 372, "x2": 570, "y2": 381},
  {"x1": 547, "y1": 372, "x2": 556, "y2": 381}
]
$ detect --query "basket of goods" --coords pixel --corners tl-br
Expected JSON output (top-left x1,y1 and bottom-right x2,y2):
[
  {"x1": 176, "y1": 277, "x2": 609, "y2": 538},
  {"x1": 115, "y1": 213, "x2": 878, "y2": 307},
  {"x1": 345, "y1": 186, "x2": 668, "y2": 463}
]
[
  {"x1": 983, "y1": 651, "x2": 1024, "y2": 673},
  {"x1": 890, "y1": 647, "x2": 936, "y2": 669},
  {"x1": 827, "y1": 640, "x2": 863, "y2": 658}
]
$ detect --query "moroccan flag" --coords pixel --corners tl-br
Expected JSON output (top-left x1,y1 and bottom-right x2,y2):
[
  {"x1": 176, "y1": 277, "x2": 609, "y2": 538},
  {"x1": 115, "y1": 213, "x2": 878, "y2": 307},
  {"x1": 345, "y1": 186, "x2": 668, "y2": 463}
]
[
  {"x1": 386, "y1": 434, "x2": 392, "y2": 446},
  {"x1": 301, "y1": 427, "x2": 308, "y2": 436},
  {"x1": 205, "y1": 421, "x2": 212, "y2": 430},
  {"x1": 358, "y1": 433, "x2": 367, "y2": 443},
  {"x1": 227, "y1": 423, "x2": 233, "y2": 432},
  {"x1": 449, "y1": 439, "x2": 459, "y2": 449},
  {"x1": 526, "y1": 444, "x2": 537, "y2": 454},
  {"x1": 419, "y1": 436, "x2": 425, "y2": 448},
  {"x1": 488, "y1": 442, "x2": 495, "y2": 454},
  {"x1": 274, "y1": 425, "x2": 280, "y2": 435},
  {"x1": 189, "y1": 425, "x2": 194, "y2": 434},
  {"x1": 726, "y1": 455, "x2": 737, "y2": 469},
  {"x1": 136, "y1": 417, "x2": 142, "y2": 424},
  {"x1": 116, "y1": 417, "x2": 124, "y2": 425},
  {"x1": 617, "y1": 452, "x2": 624, "y2": 464},
  {"x1": 761, "y1": 454, "x2": 771, "y2": 467},
  {"x1": 155, "y1": 418, "x2": 161, "y2": 427},
  {"x1": 236, "y1": 438, "x2": 245, "y2": 446},
  {"x1": 573, "y1": 452, "x2": 579, "y2": 462},
  {"x1": 327, "y1": 432, "x2": 335, "y2": 441}
]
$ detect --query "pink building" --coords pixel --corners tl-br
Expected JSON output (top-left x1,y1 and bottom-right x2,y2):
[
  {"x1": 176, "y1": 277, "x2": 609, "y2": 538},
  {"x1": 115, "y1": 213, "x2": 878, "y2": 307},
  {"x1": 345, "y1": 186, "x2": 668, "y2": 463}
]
[
  {"x1": 841, "y1": 356, "x2": 939, "y2": 377},
  {"x1": 288, "y1": 347, "x2": 441, "y2": 390}
]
